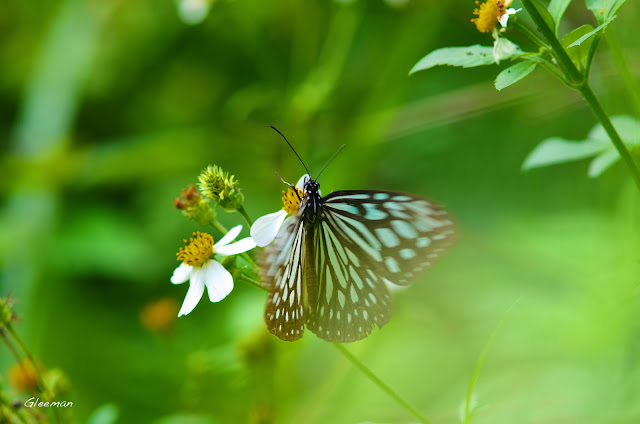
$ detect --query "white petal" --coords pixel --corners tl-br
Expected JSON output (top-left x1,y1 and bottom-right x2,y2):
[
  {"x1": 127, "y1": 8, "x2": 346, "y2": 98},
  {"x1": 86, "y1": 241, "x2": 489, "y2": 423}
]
[
  {"x1": 215, "y1": 225, "x2": 243, "y2": 247},
  {"x1": 202, "y1": 260, "x2": 234, "y2": 302},
  {"x1": 177, "y1": 273, "x2": 205, "y2": 316},
  {"x1": 214, "y1": 237, "x2": 256, "y2": 256},
  {"x1": 295, "y1": 174, "x2": 309, "y2": 189},
  {"x1": 500, "y1": 8, "x2": 520, "y2": 28},
  {"x1": 250, "y1": 209, "x2": 287, "y2": 247},
  {"x1": 493, "y1": 38, "x2": 500, "y2": 65},
  {"x1": 171, "y1": 263, "x2": 193, "y2": 284}
]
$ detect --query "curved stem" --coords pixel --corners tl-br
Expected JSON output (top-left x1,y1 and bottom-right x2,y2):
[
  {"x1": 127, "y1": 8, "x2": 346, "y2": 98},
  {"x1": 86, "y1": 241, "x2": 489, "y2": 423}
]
[
  {"x1": 240, "y1": 273, "x2": 266, "y2": 291},
  {"x1": 238, "y1": 206, "x2": 254, "y2": 227},
  {"x1": 512, "y1": 20, "x2": 549, "y2": 50},
  {"x1": 333, "y1": 343, "x2": 434, "y2": 424},
  {"x1": 5, "y1": 325, "x2": 47, "y2": 394},
  {"x1": 578, "y1": 84, "x2": 640, "y2": 190}
]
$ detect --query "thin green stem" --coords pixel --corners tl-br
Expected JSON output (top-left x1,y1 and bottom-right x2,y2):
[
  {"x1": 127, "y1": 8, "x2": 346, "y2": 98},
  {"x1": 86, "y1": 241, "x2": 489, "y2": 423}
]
[
  {"x1": 240, "y1": 274, "x2": 266, "y2": 291},
  {"x1": 333, "y1": 343, "x2": 433, "y2": 424},
  {"x1": 5, "y1": 325, "x2": 47, "y2": 394},
  {"x1": 238, "y1": 206, "x2": 254, "y2": 227},
  {"x1": 512, "y1": 20, "x2": 549, "y2": 50},
  {"x1": 520, "y1": 0, "x2": 583, "y2": 85},
  {"x1": 1, "y1": 330, "x2": 26, "y2": 370},
  {"x1": 211, "y1": 219, "x2": 258, "y2": 270},
  {"x1": 578, "y1": 84, "x2": 640, "y2": 190}
]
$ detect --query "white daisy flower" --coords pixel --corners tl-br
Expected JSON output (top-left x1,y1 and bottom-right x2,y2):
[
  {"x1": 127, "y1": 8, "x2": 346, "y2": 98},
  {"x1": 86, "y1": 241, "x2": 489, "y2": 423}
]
[
  {"x1": 171, "y1": 226, "x2": 256, "y2": 316},
  {"x1": 250, "y1": 174, "x2": 308, "y2": 247}
]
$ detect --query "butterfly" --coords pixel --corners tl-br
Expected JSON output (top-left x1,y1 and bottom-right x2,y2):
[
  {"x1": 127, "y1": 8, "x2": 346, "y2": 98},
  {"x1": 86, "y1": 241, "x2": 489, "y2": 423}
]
[{"x1": 257, "y1": 127, "x2": 455, "y2": 343}]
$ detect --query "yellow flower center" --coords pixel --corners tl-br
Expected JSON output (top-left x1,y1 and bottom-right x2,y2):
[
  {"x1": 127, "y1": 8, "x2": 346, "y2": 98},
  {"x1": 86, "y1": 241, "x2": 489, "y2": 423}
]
[
  {"x1": 471, "y1": 0, "x2": 507, "y2": 33},
  {"x1": 177, "y1": 232, "x2": 214, "y2": 266},
  {"x1": 281, "y1": 187, "x2": 303, "y2": 215}
]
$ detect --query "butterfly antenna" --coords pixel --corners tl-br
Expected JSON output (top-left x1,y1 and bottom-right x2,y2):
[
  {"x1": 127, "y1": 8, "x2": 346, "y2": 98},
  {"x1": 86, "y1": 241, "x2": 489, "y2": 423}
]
[
  {"x1": 315, "y1": 144, "x2": 346, "y2": 181},
  {"x1": 270, "y1": 126, "x2": 310, "y2": 176}
]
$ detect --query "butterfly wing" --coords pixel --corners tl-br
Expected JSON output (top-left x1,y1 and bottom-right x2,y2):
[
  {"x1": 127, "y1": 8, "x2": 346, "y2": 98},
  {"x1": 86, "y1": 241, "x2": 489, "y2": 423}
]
[
  {"x1": 305, "y1": 190, "x2": 455, "y2": 342},
  {"x1": 261, "y1": 216, "x2": 307, "y2": 341}
]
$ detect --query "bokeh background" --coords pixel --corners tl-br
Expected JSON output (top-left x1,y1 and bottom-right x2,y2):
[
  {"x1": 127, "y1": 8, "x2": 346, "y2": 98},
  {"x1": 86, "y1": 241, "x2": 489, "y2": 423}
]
[{"x1": 2, "y1": 0, "x2": 640, "y2": 423}]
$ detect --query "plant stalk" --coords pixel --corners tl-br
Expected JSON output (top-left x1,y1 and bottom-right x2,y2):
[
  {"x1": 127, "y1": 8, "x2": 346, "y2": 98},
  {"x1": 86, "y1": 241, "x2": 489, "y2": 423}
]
[{"x1": 333, "y1": 343, "x2": 434, "y2": 424}]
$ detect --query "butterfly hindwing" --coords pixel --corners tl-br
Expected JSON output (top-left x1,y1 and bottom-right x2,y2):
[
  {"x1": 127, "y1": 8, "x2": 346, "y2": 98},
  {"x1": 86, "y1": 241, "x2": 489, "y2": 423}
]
[
  {"x1": 261, "y1": 217, "x2": 306, "y2": 341},
  {"x1": 304, "y1": 218, "x2": 393, "y2": 342}
]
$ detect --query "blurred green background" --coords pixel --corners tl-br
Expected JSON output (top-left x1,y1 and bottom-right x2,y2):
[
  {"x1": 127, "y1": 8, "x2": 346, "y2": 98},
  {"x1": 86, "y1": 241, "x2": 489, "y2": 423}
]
[{"x1": 2, "y1": 0, "x2": 640, "y2": 423}]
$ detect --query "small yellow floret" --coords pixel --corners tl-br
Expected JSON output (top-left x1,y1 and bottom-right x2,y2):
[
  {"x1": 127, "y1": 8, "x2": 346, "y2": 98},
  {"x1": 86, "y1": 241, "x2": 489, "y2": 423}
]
[
  {"x1": 471, "y1": 0, "x2": 506, "y2": 33},
  {"x1": 281, "y1": 188, "x2": 303, "y2": 215},
  {"x1": 177, "y1": 232, "x2": 214, "y2": 266}
]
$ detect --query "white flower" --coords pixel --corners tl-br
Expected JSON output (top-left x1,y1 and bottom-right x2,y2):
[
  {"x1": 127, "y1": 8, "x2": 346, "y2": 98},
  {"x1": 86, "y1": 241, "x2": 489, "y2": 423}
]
[
  {"x1": 171, "y1": 225, "x2": 256, "y2": 316},
  {"x1": 498, "y1": 1, "x2": 520, "y2": 29},
  {"x1": 250, "y1": 174, "x2": 308, "y2": 247}
]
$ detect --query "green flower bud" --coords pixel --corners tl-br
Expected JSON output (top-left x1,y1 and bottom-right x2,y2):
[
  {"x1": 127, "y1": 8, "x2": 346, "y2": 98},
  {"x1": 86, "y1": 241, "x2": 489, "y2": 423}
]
[{"x1": 198, "y1": 165, "x2": 245, "y2": 211}]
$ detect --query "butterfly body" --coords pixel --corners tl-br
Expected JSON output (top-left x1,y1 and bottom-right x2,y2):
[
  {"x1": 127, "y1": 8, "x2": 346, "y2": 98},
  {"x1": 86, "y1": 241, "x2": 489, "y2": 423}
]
[{"x1": 261, "y1": 176, "x2": 454, "y2": 343}]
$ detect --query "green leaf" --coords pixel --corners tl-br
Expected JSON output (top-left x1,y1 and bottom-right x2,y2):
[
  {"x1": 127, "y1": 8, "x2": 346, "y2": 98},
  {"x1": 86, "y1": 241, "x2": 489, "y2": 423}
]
[
  {"x1": 567, "y1": 16, "x2": 615, "y2": 48},
  {"x1": 548, "y1": 0, "x2": 572, "y2": 34},
  {"x1": 522, "y1": 137, "x2": 609, "y2": 171},
  {"x1": 589, "y1": 149, "x2": 620, "y2": 177},
  {"x1": 495, "y1": 61, "x2": 537, "y2": 91},
  {"x1": 588, "y1": 115, "x2": 640, "y2": 143},
  {"x1": 531, "y1": 0, "x2": 556, "y2": 33},
  {"x1": 585, "y1": 0, "x2": 627, "y2": 24},
  {"x1": 494, "y1": 38, "x2": 524, "y2": 63},
  {"x1": 410, "y1": 45, "x2": 496, "y2": 74},
  {"x1": 87, "y1": 404, "x2": 120, "y2": 424},
  {"x1": 561, "y1": 25, "x2": 595, "y2": 69}
]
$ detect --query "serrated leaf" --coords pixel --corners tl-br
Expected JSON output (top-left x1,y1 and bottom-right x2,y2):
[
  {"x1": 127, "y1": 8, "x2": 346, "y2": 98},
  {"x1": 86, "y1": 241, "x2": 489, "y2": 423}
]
[
  {"x1": 531, "y1": 0, "x2": 556, "y2": 33},
  {"x1": 522, "y1": 137, "x2": 609, "y2": 171},
  {"x1": 568, "y1": 16, "x2": 615, "y2": 48},
  {"x1": 585, "y1": 0, "x2": 627, "y2": 24},
  {"x1": 549, "y1": 0, "x2": 572, "y2": 33},
  {"x1": 410, "y1": 45, "x2": 496, "y2": 74},
  {"x1": 495, "y1": 61, "x2": 537, "y2": 90},
  {"x1": 561, "y1": 25, "x2": 595, "y2": 69}
]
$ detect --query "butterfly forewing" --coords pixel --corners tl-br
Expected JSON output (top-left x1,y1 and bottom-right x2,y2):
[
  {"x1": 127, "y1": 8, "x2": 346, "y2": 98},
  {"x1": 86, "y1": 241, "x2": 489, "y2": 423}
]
[
  {"x1": 261, "y1": 217, "x2": 306, "y2": 341},
  {"x1": 323, "y1": 191, "x2": 455, "y2": 286}
]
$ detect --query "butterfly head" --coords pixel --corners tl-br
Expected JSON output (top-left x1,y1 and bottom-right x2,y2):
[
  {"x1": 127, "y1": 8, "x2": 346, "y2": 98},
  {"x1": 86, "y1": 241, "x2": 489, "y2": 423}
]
[{"x1": 303, "y1": 178, "x2": 320, "y2": 196}]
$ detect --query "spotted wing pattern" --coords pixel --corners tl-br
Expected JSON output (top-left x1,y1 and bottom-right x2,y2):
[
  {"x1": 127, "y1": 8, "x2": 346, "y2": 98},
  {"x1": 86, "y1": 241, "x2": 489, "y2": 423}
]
[
  {"x1": 305, "y1": 190, "x2": 455, "y2": 342},
  {"x1": 261, "y1": 216, "x2": 306, "y2": 341}
]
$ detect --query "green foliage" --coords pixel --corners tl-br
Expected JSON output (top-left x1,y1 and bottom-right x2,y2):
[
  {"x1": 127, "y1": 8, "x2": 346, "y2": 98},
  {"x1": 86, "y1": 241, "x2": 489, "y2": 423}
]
[
  {"x1": 561, "y1": 24, "x2": 597, "y2": 70},
  {"x1": 523, "y1": 115, "x2": 640, "y2": 177},
  {"x1": 585, "y1": 0, "x2": 627, "y2": 23},
  {"x1": 410, "y1": 46, "x2": 498, "y2": 73},
  {"x1": 530, "y1": 0, "x2": 556, "y2": 34},
  {"x1": 548, "y1": 0, "x2": 572, "y2": 33},
  {"x1": 495, "y1": 61, "x2": 537, "y2": 90}
]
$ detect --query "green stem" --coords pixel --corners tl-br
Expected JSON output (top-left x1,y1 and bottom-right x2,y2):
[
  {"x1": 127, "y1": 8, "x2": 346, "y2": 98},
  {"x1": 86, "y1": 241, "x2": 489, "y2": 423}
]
[
  {"x1": 512, "y1": 20, "x2": 549, "y2": 50},
  {"x1": 211, "y1": 219, "x2": 258, "y2": 270},
  {"x1": 520, "y1": 0, "x2": 583, "y2": 85},
  {"x1": 5, "y1": 325, "x2": 47, "y2": 394},
  {"x1": 520, "y1": 0, "x2": 640, "y2": 190},
  {"x1": 578, "y1": 83, "x2": 640, "y2": 190},
  {"x1": 240, "y1": 274, "x2": 266, "y2": 291},
  {"x1": 238, "y1": 206, "x2": 254, "y2": 227},
  {"x1": 333, "y1": 343, "x2": 433, "y2": 424}
]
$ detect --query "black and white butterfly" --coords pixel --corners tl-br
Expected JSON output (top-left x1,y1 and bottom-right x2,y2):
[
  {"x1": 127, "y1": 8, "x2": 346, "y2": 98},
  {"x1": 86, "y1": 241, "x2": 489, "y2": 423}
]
[{"x1": 253, "y1": 128, "x2": 455, "y2": 343}]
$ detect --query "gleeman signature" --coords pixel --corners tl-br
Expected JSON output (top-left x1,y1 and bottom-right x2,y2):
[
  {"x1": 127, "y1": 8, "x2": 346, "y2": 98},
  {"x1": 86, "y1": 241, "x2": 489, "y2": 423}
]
[{"x1": 24, "y1": 397, "x2": 73, "y2": 408}]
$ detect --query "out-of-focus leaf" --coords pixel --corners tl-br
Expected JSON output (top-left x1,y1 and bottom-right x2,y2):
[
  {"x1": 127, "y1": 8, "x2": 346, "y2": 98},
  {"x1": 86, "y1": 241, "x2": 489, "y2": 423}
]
[
  {"x1": 87, "y1": 404, "x2": 119, "y2": 424},
  {"x1": 522, "y1": 137, "x2": 608, "y2": 171},
  {"x1": 531, "y1": 0, "x2": 556, "y2": 33},
  {"x1": 589, "y1": 149, "x2": 621, "y2": 177},
  {"x1": 567, "y1": 17, "x2": 615, "y2": 48},
  {"x1": 585, "y1": 0, "x2": 627, "y2": 23},
  {"x1": 561, "y1": 25, "x2": 595, "y2": 69},
  {"x1": 410, "y1": 45, "x2": 496, "y2": 73},
  {"x1": 495, "y1": 61, "x2": 537, "y2": 91},
  {"x1": 549, "y1": 0, "x2": 572, "y2": 33},
  {"x1": 523, "y1": 115, "x2": 640, "y2": 177}
]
